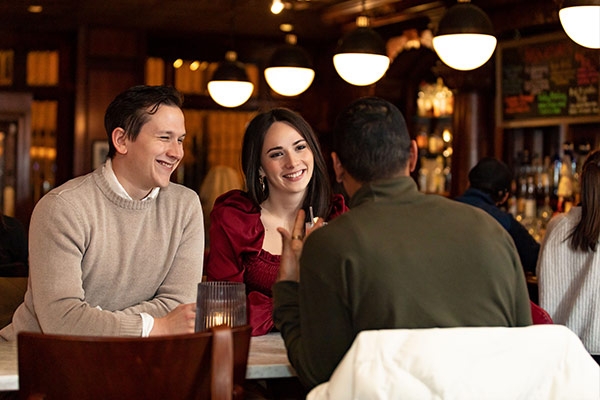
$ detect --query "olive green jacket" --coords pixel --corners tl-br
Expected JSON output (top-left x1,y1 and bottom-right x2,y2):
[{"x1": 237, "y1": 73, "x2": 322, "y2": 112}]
[{"x1": 273, "y1": 177, "x2": 532, "y2": 389}]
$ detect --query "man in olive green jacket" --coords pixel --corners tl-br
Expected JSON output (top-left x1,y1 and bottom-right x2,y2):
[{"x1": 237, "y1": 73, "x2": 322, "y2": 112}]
[{"x1": 272, "y1": 97, "x2": 532, "y2": 389}]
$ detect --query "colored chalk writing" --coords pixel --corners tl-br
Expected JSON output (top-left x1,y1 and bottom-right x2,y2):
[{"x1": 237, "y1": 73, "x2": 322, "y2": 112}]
[{"x1": 500, "y1": 33, "x2": 599, "y2": 121}]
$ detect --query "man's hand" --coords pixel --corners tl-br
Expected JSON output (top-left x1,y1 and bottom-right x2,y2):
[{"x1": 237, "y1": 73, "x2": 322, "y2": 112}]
[
  {"x1": 149, "y1": 303, "x2": 196, "y2": 336},
  {"x1": 276, "y1": 209, "x2": 305, "y2": 282}
]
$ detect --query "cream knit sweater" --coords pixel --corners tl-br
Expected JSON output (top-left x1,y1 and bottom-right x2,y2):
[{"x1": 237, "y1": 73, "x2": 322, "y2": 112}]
[
  {"x1": 0, "y1": 167, "x2": 204, "y2": 340},
  {"x1": 538, "y1": 206, "x2": 600, "y2": 355}
]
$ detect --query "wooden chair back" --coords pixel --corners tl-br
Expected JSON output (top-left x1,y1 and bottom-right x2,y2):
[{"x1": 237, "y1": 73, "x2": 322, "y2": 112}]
[
  {"x1": 17, "y1": 324, "x2": 252, "y2": 400},
  {"x1": 0, "y1": 262, "x2": 28, "y2": 277}
]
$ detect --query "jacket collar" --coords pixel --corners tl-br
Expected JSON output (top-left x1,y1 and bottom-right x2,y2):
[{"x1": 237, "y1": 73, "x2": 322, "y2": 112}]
[{"x1": 349, "y1": 177, "x2": 420, "y2": 208}]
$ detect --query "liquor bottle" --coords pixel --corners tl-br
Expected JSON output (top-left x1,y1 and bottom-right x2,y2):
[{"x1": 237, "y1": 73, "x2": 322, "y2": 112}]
[
  {"x1": 514, "y1": 150, "x2": 531, "y2": 223},
  {"x1": 524, "y1": 175, "x2": 537, "y2": 220},
  {"x1": 508, "y1": 179, "x2": 518, "y2": 217},
  {"x1": 521, "y1": 175, "x2": 541, "y2": 241},
  {"x1": 537, "y1": 156, "x2": 554, "y2": 230},
  {"x1": 556, "y1": 153, "x2": 574, "y2": 213}
]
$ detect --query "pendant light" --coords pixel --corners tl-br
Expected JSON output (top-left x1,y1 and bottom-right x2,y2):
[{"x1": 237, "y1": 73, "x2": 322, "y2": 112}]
[
  {"x1": 559, "y1": 0, "x2": 600, "y2": 49},
  {"x1": 207, "y1": 0, "x2": 254, "y2": 108},
  {"x1": 432, "y1": 0, "x2": 497, "y2": 71},
  {"x1": 265, "y1": 34, "x2": 315, "y2": 96},
  {"x1": 271, "y1": 0, "x2": 284, "y2": 15},
  {"x1": 333, "y1": 12, "x2": 390, "y2": 86},
  {"x1": 208, "y1": 51, "x2": 254, "y2": 108}
]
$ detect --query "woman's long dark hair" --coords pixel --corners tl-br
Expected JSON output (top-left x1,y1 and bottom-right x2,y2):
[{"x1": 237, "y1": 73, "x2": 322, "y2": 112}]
[
  {"x1": 569, "y1": 149, "x2": 600, "y2": 252},
  {"x1": 241, "y1": 108, "x2": 332, "y2": 219}
]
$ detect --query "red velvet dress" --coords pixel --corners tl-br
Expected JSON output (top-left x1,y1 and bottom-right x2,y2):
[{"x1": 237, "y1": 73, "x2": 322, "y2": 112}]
[{"x1": 205, "y1": 190, "x2": 347, "y2": 336}]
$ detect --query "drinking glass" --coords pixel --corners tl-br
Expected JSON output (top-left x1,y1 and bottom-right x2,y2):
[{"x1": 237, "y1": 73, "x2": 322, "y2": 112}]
[{"x1": 195, "y1": 281, "x2": 247, "y2": 332}]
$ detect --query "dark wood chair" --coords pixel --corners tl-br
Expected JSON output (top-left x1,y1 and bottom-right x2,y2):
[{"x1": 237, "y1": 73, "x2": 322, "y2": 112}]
[
  {"x1": 17, "y1": 324, "x2": 252, "y2": 400},
  {"x1": 0, "y1": 262, "x2": 28, "y2": 329},
  {"x1": 0, "y1": 262, "x2": 28, "y2": 277}
]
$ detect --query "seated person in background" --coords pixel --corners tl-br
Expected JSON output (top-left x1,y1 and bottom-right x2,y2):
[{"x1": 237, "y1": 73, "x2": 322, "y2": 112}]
[
  {"x1": 455, "y1": 157, "x2": 540, "y2": 276},
  {"x1": 0, "y1": 213, "x2": 28, "y2": 329},
  {"x1": 199, "y1": 165, "x2": 243, "y2": 250},
  {"x1": 538, "y1": 149, "x2": 600, "y2": 364},
  {"x1": 0, "y1": 85, "x2": 204, "y2": 341},
  {"x1": 273, "y1": 97, "x2": 532, "y2": 389},
  {"x1": 205, "y1": 108, "x2": 347, "y2": 336}
]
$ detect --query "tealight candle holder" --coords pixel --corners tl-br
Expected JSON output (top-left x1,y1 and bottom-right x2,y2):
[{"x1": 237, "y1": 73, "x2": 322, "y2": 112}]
[{"x1": 195, "y1": 281, "x2": 247, "y2": 332}]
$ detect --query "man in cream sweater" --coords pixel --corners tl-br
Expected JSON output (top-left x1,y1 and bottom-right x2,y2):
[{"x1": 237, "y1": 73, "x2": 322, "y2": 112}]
[{"x1": 1, "y1": 85, "x2": 204, "y2": 340}]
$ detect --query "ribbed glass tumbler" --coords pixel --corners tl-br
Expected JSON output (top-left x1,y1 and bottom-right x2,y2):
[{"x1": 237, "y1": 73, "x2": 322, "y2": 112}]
[{"x1": 195, "y1": 281, "x2": 247, "y2": 332}]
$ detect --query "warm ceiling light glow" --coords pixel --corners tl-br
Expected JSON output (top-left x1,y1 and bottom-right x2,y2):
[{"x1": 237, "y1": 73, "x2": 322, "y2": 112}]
[
  {"x1": 27, "y1": 5, "x2": 43, "y2": 13},
  {"x1": 432, "y1": 1, "x2": 497, "y2": 71},
  {"x1": 433, "y1": 34, "x2": 497, "y2": 71},
  {"x1": 208, "y1": 81, "x2": 254, "y2": 107},
  {"x1": 173, "y1": 59, "x2": 183, "y2": 69},
  {"x1": 265, "y1": 67, "x2": 315, "y2": 96},
  {"x1": 280, "y1": 23, "x2": 294, "y2": 33},
  {"x1": 265, "y1": 34, "x2": 315, "y2": 96},
  {"x1": 333, "y1": 53, "x2": 390, "y2": 86},
  {"x1": 333, "y1": 16, "x2": 390, "y2": 86},
  {"x1": 189, "y1": 61, "x2": 200, "y2": 71},
  {"x1": 559, "y1": 0, "x2": 600, "y2": 49},
  {"x1": 271, "y1": 0, "x2": 284, "y2": 14},
  {"x1": 208, "y1": 51, "x2": 254, "y2": 108}
]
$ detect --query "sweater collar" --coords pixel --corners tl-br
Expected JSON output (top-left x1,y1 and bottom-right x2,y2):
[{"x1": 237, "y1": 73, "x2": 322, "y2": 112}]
[
  {"x1": 102, "y1": 158, "x2": 159, "y2": 201},
  {"x1": 348, "y1": 177, "x2": 420, "y2": 208},
  {"x1": 93, "y1": 165, "x2": 157, "y2": 210}
]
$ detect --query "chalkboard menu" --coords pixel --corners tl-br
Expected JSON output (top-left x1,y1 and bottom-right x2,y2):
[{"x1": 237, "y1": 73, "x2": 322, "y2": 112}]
[{"x1": 500, "y1": 33, "x2": 599, "y2": 122}]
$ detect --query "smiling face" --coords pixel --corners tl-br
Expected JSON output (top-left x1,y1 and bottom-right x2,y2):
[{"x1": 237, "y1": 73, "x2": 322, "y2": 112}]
[
  {"x1": 259, "y1": 121, "x2": 314, "y2": 198},
  {"x1": 112, "y1": 104, "x2": 186, "y2": 200}
]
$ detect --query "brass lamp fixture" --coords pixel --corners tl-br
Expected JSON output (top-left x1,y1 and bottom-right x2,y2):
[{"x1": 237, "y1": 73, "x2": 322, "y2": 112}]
[
  {"x1": 559, "y1": 0, "x2": 600, "y2": 48},
  {"x1": 432, "y1": 0, "x2": 497, "y2": 71},
  {"x1": 265, "y1": 34, "x2": 315, "y2": 96},
  {"x1": 207, "y1": 51, "x2": 254, "y2": 108},
  {"x1": 333, "y1": 15, "x2": 390, "y2": 86}
]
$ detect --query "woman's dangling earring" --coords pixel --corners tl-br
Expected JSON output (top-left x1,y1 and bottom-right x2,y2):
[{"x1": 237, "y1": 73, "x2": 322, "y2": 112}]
[{"x1": 259, "y1": 175, "x2": 265, "y2": 193}]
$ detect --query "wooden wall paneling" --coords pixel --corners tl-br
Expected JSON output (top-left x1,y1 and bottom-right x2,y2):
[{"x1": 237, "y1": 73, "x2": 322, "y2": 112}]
[
  {"x1": 0, "y1": 92, "x2": 33, "y2": 227},
  {"x1": 74, "y1": 27, "x2": 146, "y2": 176}
]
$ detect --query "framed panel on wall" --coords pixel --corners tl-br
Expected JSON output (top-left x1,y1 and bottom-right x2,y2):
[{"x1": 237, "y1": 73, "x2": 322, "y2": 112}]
[{"x1": 496, "y1": 32, "x2": 600, "y2": 129}]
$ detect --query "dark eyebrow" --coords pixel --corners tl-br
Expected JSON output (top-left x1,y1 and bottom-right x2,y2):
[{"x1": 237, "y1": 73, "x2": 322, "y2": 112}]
[
  {"x1": 266, "y1": 145, "x2": 283, "y2": 153},
  {"x1": 266, "y1": 139, "x2": 306, "y2": 153},
  {"x1": 158, "y1": 130, "x2": 186, "y2": 137}
]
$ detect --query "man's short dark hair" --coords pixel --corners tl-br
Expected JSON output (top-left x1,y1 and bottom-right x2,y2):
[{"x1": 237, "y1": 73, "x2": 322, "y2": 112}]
[
  {"x1": 332, "y1": 97, "x2": 411, "y2": 182},
  {"x1": 468, "y1": 157, "x2": 513, "y2": 202},
  {"x1": 104, "y1": 85, "x2": 183, "y2": 158}
]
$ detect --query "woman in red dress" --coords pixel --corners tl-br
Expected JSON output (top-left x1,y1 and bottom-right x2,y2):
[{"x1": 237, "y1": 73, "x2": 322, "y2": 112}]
[{"x1": 205, "y1": 108, "x2": 347, "y2": 336}]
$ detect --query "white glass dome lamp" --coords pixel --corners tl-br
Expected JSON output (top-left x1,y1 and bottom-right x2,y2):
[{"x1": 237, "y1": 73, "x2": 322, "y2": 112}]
[
  {"x1": 333, "y1": 16, "x2": 390, "y2": 86},
  {"x1": 432, "y1": 0, "x2": 497, "y2": 71},
  {"x1": 207, "y1": 51, "x2": 254, "y2": 108},
  {"x1": 559, "y1": 0, "x2": 600, "y2": 49},
  {"x1": 265, "y1": 34, "x2": 315, "y2": 96}
]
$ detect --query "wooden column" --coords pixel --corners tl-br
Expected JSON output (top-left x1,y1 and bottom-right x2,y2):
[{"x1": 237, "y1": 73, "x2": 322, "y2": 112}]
[{"x1": 437, "y1": 62, "x2": 495, "y2": 197}]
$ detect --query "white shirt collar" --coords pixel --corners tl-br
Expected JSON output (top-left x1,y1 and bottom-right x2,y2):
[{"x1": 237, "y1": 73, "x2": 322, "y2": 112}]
[{"x1": 102, "y1": 158, "x2": 160, "y2": 201}]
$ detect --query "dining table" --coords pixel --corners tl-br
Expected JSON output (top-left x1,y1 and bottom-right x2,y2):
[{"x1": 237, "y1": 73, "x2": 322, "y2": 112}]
[{"x1": 0, "y1": 331, "x2": 296, "y2": 392}]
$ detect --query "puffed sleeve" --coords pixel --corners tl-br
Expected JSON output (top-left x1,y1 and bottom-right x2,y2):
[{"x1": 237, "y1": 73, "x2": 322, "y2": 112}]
[{"x1": 205, "y1": 190, "x2": 263, "y2": 282}]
